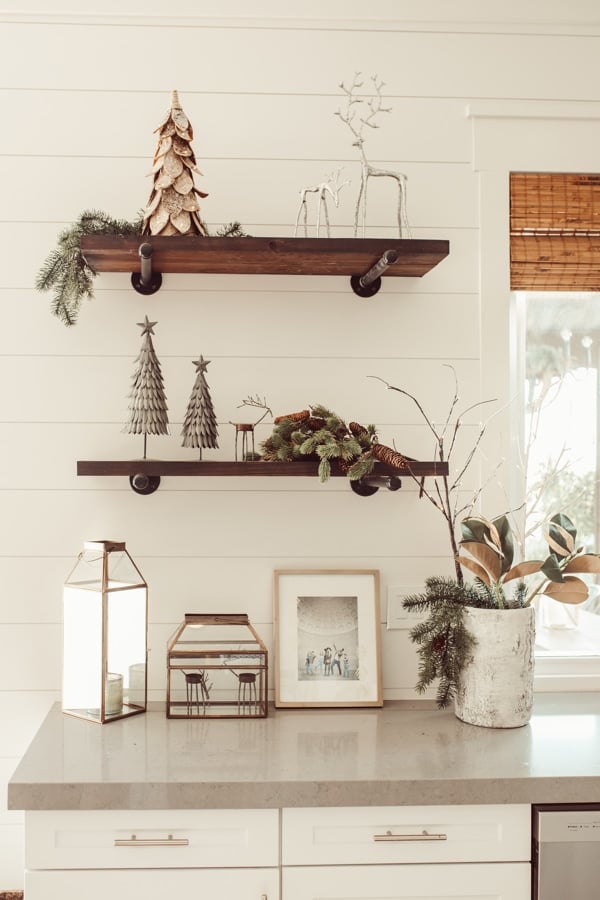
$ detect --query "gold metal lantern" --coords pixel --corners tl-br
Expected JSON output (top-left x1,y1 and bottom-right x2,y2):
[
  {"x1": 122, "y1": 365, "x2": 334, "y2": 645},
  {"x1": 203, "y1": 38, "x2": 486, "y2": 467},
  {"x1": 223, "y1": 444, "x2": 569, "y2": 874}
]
[
  {"x1": 166, "y1": 614, "x2": 268, "y2": 718},
  {"x1": 62, "y1": 540, "x2": 148, "y2": 723}
]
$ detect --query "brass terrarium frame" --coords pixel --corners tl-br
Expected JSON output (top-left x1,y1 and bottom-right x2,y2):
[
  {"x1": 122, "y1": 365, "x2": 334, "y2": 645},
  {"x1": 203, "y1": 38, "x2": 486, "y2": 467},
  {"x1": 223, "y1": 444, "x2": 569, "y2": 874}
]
[{"x1": 166, "y1": 613, "x2": 268, "y2": 718}]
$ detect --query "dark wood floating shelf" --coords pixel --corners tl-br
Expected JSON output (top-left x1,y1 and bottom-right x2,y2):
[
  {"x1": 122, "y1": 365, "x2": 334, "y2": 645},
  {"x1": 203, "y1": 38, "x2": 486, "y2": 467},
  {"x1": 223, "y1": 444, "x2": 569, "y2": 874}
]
[
  {"x1": 77, "y1": 459, "x2": 447, "y2": 477},
  {"x1": 80, "y1": 235, "x2": 449, "y2": 291},
  {"x1": 77, "y1": 459, "x2": 448, "y2": 496}
]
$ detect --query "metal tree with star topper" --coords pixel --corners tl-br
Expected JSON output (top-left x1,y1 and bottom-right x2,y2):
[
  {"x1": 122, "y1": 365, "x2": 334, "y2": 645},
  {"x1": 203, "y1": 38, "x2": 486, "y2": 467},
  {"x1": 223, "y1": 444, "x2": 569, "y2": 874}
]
[
  {"x1": 124, "y1": 316, "x2": 169, "y2": 458},
  {"x1": 181, "y1": 355, "x2": 219, "y2": 459}
]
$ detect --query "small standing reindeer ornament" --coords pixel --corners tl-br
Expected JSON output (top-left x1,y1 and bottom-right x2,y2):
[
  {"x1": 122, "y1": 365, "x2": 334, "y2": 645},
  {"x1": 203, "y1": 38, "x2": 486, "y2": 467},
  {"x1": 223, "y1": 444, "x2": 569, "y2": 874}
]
[
  {"x1": 335, "y1": 73, "x2": 410, "y2": 238},
  {"x1": 230, "y1": 395, "x2": 272, "y2": 461},
  {"x1": 294, "y1": 168, "x2": 349, "y2": 237}
]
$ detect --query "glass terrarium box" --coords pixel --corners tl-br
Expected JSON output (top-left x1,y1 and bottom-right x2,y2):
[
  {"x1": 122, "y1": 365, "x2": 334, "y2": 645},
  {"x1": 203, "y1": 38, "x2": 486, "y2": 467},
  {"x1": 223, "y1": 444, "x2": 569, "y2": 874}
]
[
  {"x1": 62, "y1": 540, "x2": 148, "y2": 724},
  {"x1": 166, "y1": 614, "x2": 268, "y2": 718}
]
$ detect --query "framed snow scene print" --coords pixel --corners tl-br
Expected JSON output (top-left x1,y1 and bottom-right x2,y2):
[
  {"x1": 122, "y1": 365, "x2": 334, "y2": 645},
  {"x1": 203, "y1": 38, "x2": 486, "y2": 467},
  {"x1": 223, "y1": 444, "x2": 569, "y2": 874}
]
[{"x1": 273, "y1": 569, "x2": 382, "y2": 708}]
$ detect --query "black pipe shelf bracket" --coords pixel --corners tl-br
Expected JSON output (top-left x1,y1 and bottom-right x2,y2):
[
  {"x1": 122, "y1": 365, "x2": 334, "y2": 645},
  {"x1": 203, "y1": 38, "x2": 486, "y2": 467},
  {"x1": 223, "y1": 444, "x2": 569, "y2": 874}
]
[
  {"x1": 131, "y1": 243, "x2": 163, "y2": 295},
  {"x1": 350, "y1": 475, "x2": 402, "y2": 497},
  {"x1": 129, "y1": 473, "x2": 161, "y2": 495},
  {"x1": 350, "y1": 248, "x2": 399, "y2": 298}
]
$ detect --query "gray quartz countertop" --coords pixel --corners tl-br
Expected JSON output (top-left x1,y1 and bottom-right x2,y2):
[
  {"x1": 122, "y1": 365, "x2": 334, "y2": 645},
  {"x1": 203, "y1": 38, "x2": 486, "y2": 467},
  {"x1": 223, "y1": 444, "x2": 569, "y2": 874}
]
[{"x1": 8, "y1": 695, "x2": 600, "y2": 810}]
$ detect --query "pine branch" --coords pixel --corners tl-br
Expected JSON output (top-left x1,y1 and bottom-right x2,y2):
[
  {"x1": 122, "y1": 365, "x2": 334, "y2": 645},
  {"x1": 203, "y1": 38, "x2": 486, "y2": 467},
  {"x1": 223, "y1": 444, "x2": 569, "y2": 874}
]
[{"x1": 36, "y1": 209, "x2": 143, "y2": 326}]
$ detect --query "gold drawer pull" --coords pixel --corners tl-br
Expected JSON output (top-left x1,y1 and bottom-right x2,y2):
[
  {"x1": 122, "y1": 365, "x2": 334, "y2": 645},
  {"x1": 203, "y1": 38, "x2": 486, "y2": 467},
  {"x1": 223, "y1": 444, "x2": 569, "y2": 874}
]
[
  {"x1": 374, "y1": 829, "x2": 447, "y2": 842},
  {"x1": 114, "y1": 833, "x2": 189, "y2": 847}
]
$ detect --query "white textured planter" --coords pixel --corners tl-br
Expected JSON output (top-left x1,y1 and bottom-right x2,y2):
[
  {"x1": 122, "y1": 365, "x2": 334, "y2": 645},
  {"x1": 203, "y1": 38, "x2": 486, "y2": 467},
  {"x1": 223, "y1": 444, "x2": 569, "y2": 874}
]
[{"x1": 454, "y1": 605, "x2": 535, "y2": 729}]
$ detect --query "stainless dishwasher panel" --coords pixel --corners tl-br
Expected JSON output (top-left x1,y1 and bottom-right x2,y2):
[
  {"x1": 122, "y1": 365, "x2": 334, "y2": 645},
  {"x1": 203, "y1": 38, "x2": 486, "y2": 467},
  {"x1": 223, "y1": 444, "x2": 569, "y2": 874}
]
[{"x1": 533, "y1": 805, "x2": 600, "y2": 900}]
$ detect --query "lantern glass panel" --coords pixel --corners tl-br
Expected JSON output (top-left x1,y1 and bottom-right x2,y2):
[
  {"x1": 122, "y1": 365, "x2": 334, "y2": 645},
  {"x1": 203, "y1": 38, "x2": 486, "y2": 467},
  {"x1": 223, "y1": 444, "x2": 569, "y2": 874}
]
[
  {"x1": 62, "y1": 541, "x2": 148, "y2": 723},
  {"x1": 167, "y1": 614, "x2": 268, "y2": 718}
]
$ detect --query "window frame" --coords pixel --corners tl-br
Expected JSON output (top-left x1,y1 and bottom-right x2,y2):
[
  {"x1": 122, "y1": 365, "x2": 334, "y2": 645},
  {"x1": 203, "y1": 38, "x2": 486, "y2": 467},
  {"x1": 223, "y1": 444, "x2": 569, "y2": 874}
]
[{"x1": 469, "y1": 101, "x2": 600, "y2": 690}]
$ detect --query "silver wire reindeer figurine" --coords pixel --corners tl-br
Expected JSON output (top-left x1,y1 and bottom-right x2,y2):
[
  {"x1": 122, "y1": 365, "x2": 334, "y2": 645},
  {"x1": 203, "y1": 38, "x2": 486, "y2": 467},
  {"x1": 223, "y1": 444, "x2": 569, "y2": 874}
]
[
  {"x1": 335, "y1": 73, "x2": 410, "y2": 238},
  {"x1": 294, "y1": 167, "x2": 349, "y2": 237}
]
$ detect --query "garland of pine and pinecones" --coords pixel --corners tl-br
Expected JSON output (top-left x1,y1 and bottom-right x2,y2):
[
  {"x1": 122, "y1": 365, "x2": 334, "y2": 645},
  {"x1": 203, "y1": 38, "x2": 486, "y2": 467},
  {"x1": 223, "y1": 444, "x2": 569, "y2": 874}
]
[{"x1": 260, "y1": 404, "x2": 414, "y2": 483}]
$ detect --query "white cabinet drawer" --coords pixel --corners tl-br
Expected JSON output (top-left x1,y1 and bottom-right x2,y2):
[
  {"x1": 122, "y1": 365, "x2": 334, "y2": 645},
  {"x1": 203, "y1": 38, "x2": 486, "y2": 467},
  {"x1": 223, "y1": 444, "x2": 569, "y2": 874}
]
[
  {"x1": 283, "y1": 862, "x2": 530, "y2": 900},
  {"x1": 26, "y1": 808, "x2": 279, "y2": 870},
  {"x1": 25, "y1": 866, "x2": 279, "y2": 900},
  {"x1": 282, "y1": 804, "x2": 530, "y2": 865}
]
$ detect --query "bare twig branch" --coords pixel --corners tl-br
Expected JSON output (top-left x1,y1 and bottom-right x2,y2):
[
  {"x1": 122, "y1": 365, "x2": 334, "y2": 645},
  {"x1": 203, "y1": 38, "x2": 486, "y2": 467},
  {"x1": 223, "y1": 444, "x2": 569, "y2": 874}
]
[{"x1": 368, "y1": 376, "x2": 440, "y2": 442}]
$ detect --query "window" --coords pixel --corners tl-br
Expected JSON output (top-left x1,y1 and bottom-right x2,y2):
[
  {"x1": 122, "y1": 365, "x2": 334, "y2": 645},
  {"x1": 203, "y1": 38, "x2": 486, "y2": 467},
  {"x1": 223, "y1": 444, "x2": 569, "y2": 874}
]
[
  {"x1": 521, "y1": 290, "x2": 600, "y2": 659},
  {"x1": 469, "y1": 103, "x2": 600, "y2": 689},
  {"x1": 511, "y1": 174, "x2": 600, "y2": 666}
]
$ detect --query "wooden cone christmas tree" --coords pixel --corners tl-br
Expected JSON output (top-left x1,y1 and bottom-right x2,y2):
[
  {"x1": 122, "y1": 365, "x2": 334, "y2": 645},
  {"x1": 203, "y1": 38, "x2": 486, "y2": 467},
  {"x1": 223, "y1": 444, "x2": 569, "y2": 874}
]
[
  {"x1": 181, "y1": 355, "x2": 219, "y2": 459},
  {"x1": 142, "y1": 89, "x2": 208, "y2": 237},
  {"x1": 124, "y1": 316, "x2": 169, "y2": 457}
]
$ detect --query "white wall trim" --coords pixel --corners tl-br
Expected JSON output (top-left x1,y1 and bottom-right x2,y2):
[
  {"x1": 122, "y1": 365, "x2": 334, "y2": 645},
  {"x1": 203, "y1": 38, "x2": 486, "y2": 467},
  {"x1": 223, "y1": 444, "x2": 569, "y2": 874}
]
[{"x1": 467, "y1": 99, "x2": 600, "y2": 122}]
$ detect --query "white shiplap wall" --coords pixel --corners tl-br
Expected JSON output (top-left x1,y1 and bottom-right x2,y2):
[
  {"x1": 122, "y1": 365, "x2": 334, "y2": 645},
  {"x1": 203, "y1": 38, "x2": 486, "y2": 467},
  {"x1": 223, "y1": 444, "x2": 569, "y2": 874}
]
[{"x1": 2, "y1": 1, "x2": 600, "y2": 889}]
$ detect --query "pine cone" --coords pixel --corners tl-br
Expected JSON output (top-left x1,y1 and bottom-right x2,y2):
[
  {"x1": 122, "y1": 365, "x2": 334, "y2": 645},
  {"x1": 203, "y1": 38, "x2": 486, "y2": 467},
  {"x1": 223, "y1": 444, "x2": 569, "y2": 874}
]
[
  {"x1": 349, "y1": 421, "x2": 367, "y2": 436},
  {"x1": 432, "y1": 635, "x2": 446, "y2": 653},
  {"x1": 370, "y1": 443, "x2": 410, "y2": 469},
  {"x1": 306, "y1": 416, "x2": 326, "y2": 431},
  {"x1": 273, "y1": 409, "x2": 310, "y2": 425}
]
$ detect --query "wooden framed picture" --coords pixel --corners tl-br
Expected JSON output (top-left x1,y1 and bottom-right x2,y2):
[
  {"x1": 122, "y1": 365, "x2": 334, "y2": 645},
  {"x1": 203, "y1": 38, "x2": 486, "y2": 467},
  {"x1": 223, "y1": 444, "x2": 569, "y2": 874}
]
[{"x1": 273, "y1": 569, "x2": 382, "y2": 708}]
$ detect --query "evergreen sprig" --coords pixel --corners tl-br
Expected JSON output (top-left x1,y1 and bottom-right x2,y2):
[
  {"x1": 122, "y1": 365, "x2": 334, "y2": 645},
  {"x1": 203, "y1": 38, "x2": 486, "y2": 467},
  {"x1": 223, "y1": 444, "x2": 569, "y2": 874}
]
[
  {"x1": 215, "y1": 221, "x2": 247, "y2": 237},
  {"x1": 36, "y1": 209, "x2": 143, "y2": 326},
  {"x1": 403, "y1": 575, "x2": 498, "y2": 708},
  {"x1": 37, "y1": 213, "x2": 250, "y2": 326}
]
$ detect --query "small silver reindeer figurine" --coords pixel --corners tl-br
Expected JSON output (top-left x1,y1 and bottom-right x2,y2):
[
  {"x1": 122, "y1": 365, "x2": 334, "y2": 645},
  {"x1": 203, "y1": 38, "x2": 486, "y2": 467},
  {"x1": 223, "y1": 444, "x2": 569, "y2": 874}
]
[
  {"x1": 335, "y1": 73, "x2": 410, "y2": 238},
  {"x1": 294, "y1": 167, "x2": 349, "y2": 237}
]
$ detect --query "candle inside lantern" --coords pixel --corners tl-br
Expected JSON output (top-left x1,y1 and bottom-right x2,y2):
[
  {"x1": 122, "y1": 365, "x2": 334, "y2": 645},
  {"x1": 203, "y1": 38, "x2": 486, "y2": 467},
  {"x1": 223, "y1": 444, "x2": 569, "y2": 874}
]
[
  {"x1": 105, "y1": 672, "x2": 123, "y2": 716},
  {"x1": 128, "y1": 662, "x2": 146, "y2": 705}
]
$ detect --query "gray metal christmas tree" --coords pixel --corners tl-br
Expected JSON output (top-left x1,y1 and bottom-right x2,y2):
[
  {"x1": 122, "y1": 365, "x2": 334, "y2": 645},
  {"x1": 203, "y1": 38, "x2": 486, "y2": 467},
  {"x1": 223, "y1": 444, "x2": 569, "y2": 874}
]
[
  {"x1": 181, "y1": 355, "x2": 219, "y2": 459},
  {"x1": 124, "y1": 316, "x2": 169, "y2": 457}
]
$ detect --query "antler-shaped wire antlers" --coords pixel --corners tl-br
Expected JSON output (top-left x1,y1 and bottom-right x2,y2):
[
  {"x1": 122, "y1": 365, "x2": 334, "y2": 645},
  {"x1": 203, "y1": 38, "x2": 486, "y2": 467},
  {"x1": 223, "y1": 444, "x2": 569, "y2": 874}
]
[{"x1": 335, "y1": 72, "x2": 392, "y2": 143}]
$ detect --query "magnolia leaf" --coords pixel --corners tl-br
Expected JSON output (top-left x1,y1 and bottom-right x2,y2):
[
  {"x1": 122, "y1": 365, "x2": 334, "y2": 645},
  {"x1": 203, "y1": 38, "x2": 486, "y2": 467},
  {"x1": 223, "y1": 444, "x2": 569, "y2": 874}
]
[
  {"x1": 483, "y1": 532, "x2": 504, "y2": 556},
  {"x1": 460, "y1": 517, "x2": 490, "y2": 544},
  {"x1": 492, "y1": 515, "x2": 515, "y2": 572},
  {"x1": 550, "y1": 511, "x2": 577, "y2": 537},
  {"x1": 460, "y1": 515, "x2": 514, "y2": 572},
  {"x1": 564, "y1": 554, "x2": 600, "y2": 574},
  {"x1": 459, "y1": 541, "x2": 502, "y2": 582},
  {"x1": 543, "y1": 530, "x2": 573, "y2": 558},
  {"x1": 486, "y1": 518, "x2": 502, "y2": 552},
  {"x1": 546, "y1": 515, "x2": 576, "y2": 555},
  {"x1": 541, "y1": 553, "x2": 565, "y2": 583},
  {"x1": 456, "y1": 555, "x2": 491, "y2": 585},
  {"x1": 543, "y1": 575, "x2": 589, "y2": 605},
  {"x1": 503, "y1": 560, "x2": 543, "y2": 583}
]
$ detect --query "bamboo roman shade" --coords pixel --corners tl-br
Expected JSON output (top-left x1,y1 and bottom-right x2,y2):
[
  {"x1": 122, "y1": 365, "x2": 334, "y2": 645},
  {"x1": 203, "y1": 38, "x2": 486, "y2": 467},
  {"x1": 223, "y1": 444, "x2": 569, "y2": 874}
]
[{"x1": 510, "y1": 172, "x2": 600, "y2": 290}]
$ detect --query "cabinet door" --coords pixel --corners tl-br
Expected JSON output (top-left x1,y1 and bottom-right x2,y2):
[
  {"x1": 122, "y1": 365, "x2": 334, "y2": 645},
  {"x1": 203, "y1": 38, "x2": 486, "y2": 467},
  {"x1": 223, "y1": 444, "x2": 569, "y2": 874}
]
[
  {"x1": 25, "y1": 866, "x2": 279, "y2": 900},
  {"x1": 283, "y1": 863, "x2": 530, "y2": 900}
]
